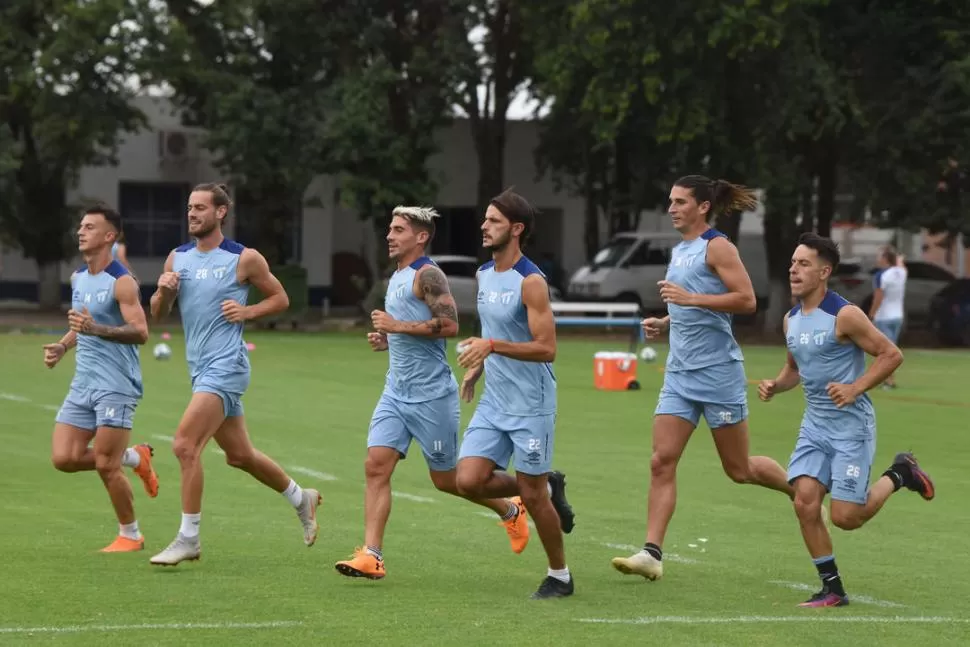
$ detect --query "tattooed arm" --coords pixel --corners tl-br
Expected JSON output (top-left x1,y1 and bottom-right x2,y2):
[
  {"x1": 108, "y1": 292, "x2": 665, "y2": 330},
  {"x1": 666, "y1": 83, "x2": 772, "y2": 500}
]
[{"x1": 372, "y1": 265, "x2": 459, "y2": 338}]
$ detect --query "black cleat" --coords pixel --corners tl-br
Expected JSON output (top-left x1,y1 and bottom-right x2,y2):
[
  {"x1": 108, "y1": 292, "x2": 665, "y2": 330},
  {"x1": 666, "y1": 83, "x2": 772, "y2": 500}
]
[
  {"x1": 797, "y1": 585, "x2": 849, "y2": 608},
  {"x1": 892, "y1": 452, "x2": 935, "y2": 501},
  {"x1": 530, "y1": 575, "x2": 574, "y2": 599},
  {"x1": 548, "y1": 470, "x2": 575, "y2": 534}
]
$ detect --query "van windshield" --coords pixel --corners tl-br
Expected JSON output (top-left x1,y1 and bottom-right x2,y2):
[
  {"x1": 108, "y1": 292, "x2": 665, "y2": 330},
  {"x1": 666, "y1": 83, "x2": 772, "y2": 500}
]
[{"x1": 591, "y1": 238, "x2": 635, "y2": 269}]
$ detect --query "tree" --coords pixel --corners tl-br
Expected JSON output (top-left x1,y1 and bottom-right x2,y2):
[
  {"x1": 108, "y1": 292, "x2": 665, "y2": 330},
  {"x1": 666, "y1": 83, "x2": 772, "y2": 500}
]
[
  {"x1": 0, "y1": 0, "x2": 149, "y2": 307},
  {"x1": 324, "y1": 0, "x2": 468, "y2": 278},
  {"x1": 530, "y1": 0, "x2": 821, "y2": 258},
  {"x1": 843, "y1": 1, "x2": 970, "y2": 244},
  {"x1": 147, "y1": 0, "x2": 350, "y2": 266},
  {"x1": 455, "y1": 0, "x2": 536, "y2": 216}
]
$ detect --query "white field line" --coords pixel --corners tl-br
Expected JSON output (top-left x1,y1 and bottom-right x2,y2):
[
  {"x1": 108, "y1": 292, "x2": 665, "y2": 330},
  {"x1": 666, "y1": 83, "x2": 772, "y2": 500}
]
[
  {"x1": 392, "y1": 491, "x2": 436, "y2": 503},
  {"x1": 288, "y1": 465, "x2": 339, "y2": 482},
  {"x1": 575, "y1": 615, "x2": 968, "y2": 626},
  {"x1": 0, "y1": 620, "x2": 304, "y2": 635}
]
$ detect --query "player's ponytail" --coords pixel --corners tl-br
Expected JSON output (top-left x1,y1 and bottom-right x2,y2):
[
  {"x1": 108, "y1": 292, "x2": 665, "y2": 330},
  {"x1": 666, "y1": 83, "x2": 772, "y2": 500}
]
[
  {"x1": 675, "y1": 175, "x2": 759, "y2": 221},
  {"x1": 711, "y1": 180, "x2": 758, "y2": 216}
]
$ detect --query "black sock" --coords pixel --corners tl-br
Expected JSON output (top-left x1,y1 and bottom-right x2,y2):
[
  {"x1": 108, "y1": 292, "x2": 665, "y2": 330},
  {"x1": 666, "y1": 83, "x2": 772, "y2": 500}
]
[
  {"x1": 883, "y1": 464, "x2": 909, "y2": 491},
  {"x1": 814, "y1": 556, "x2": 845, "y2": 596},
  {"x1": 643, "y1": 542, "x2": 663, "y2": 561}
]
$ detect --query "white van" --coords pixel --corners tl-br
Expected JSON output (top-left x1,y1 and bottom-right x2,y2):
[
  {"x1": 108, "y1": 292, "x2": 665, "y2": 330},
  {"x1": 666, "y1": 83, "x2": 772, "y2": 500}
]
[{"x1": 566, "y1": 231, "x2": 770, "y2": 312}]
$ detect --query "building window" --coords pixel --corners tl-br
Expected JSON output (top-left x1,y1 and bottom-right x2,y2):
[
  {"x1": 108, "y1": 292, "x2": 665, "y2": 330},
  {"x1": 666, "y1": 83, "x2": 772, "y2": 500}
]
[{"x1": 118, "y1": 182, "x2": 189, "y2": 257}]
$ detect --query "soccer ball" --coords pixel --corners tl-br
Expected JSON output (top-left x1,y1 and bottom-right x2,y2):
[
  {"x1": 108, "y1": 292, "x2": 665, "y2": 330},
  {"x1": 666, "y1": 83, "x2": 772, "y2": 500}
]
[
  {"x1": 639, "y1": 346, "x2": 658, "y2": 363},
  {"x1": 153, "y1": 342, "x2": 172, "y2": 360}
]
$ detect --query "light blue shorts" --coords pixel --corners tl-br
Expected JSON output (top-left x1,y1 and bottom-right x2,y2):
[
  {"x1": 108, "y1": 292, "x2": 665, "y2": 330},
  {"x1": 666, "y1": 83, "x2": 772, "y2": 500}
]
[
  {"x1": 875, "y1": 319, "x2": 903, "y2": 344},
  {"x1": 458, "y1": 406, "x2": 555, "y2": 476},
  {"x1": 655, "y1": 361, "x2": 748, "y2": 429},
  {"x1": 55, "y1": 388, "x2": 139, "y2": 431},
  {"x1": 368, "y1": 390, "x2": 460, "y2": 471},
  {"x1": 192, "y1": 369, "x2": 249, "y2": 418},
  {"x1": 787, "y1": 417, "x2": 876, "y2": 505}
]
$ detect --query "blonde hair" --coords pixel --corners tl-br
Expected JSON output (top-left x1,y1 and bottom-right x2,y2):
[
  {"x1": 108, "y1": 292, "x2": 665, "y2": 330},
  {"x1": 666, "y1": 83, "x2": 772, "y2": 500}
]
[
  {"x1": 392, "y1": 205, "x2": 440, "y2": 223},
  {"x1": 392, "y1": 206, "x2": 439, "y2": 244}
]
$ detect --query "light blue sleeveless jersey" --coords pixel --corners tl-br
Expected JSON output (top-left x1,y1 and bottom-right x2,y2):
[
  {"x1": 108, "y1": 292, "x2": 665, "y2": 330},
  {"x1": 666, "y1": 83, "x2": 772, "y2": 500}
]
[
  {"x1": 383, "y1": 256, "x2": 457, "y2": 402},
  {"x1": 476, "y1": 256, "x2": 556, "y2": 416},
  {"x1": 173, "y1": 239, "x2": 250, "y2": 382},
  {"x1": 787, "y1": 291, "x2": 874, "y2": 440},
  {"x1": 111, "y1": 242, "x2": 120, "y2": 261},
  {"x1": 70, "y1": 261, "x2": 142, "y2": 398},
  {"x1": 665, "y1": 228, "x2": 744, "y2": 372}
]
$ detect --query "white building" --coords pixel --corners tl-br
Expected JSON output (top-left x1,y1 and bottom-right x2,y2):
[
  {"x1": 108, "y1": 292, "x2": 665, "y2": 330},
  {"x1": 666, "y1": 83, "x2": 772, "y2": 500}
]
[{"x1": 0, "y1": 96, "x2": 588, "y2": 307}]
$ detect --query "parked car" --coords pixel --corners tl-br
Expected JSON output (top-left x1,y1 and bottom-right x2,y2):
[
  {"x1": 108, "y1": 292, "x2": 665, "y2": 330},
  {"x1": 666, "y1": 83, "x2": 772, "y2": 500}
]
[
  {"x1": 566, "y1": 231, "x2": 770, "y2": 312},
  {"x1": 431, "y1": 255, "x2": 562, "y2": 316},
  {"x1": 928, "y1": 279, "x2": 970, "y2": 346},
  {"x1": 832, "y1": 259, "x2": 955, "y2": 323}
]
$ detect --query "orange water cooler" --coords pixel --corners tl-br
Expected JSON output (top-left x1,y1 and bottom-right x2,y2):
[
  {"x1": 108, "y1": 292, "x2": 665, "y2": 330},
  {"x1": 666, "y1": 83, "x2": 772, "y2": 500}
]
[{"x1": 593, "y1": 352, "x2": 641, "y2": 391}]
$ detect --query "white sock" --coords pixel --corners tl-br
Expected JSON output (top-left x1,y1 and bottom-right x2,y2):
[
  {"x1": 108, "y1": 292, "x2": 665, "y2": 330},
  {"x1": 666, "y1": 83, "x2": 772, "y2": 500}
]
[
  {"x1": 179, "y1": 513, "x2": 201, "y2": 538},
  {"x1": 282, "y1": 479, "x2": 304, "y2": 508},
  {"x1": 121, "y1": 448, "x2": 140, "y2": 468},
  {"x1": 120, "y1": 521, "x2": 142, "y2": 540},
  {"x1": 546, "y1": 481, "x2": 553, "y2": 496},
  {"x1": 548, "y1": 566, "x2": 571, "y2": 583}
]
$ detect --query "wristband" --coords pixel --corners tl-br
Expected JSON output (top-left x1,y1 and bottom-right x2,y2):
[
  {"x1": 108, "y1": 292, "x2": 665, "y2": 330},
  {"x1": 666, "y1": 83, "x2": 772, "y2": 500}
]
[{"x1": 488, "y1": 338, "x2": 495, "y2": 352}]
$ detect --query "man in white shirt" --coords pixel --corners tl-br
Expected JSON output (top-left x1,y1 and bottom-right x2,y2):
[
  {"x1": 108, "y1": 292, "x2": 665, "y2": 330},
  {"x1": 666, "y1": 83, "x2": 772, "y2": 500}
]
[{"x1": 869, "y1": 245, "x2": 907, "y2": 389}]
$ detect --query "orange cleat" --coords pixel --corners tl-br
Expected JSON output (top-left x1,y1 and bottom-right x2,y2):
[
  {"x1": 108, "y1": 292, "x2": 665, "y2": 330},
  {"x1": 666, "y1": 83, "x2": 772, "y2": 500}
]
[
  {"x1": 335, "y1": 548, "x2": 386, "y2": 580},
  {"x1": 100, "y1": 535, "x2": 145, "y2": 553},
  {"x1": 502, "y1": 496, "x2": 530, "y2": 554},
  {"x1": 132, "y1": 444, "x2": 159, "y2": 498}
]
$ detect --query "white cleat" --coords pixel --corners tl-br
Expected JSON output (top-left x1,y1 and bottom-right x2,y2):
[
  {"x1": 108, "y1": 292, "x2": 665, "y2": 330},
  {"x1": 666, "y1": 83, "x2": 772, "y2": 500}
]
[
  {"x1": 149, "y1": 533, "x2": 201, "y2": 566},
  {"x1": 297, "y1": 488, "x2": 322, "y2": 547},
  {"x1": 611, "y1": 550, "x2": 664, "y2": 581}
]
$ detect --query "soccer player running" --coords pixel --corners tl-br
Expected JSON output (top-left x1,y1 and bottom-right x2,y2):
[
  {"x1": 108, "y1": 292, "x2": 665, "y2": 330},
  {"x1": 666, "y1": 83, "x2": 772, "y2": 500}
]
[
  {"x1": 759, "y1": 233, "x2": 934, "y2": 607},
  {"x1": 335, "y1": 206, "x2": 530, "y2": 580},
  {"x1": 455, "y1": 189, "x2": 576, "y2": 600},
  {"x1": 868, "y1": 245, "x2": 907, "y2": 389},
  {"x1": 612, "y1": 175, "x2": 794, "y2": 581},
  {"x1": 148, "y1": 183, "x2": 321, "y2": 566},
  {"x1": 44, "y1": 205, "x2": 159, "y2": 552}
]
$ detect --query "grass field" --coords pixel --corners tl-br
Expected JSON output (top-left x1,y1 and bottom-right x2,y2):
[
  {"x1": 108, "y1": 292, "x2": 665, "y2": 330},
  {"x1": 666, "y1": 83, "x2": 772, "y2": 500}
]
[{"x1": 1, "y1": 329, "x2": 969, "y2": 646}]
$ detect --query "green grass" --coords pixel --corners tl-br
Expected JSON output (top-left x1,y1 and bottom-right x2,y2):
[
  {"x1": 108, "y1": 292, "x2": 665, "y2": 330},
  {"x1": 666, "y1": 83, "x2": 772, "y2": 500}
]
[{"x1": 1, "y1": 330, "x2": 968, "y2": 646}]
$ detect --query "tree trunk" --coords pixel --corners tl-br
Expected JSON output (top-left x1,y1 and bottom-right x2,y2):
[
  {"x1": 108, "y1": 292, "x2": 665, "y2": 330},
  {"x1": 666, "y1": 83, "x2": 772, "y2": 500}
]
[
  {"x1": 36, "y1": 261, "x2": 63, "y2": 310},
  {"x1": 236, "y1": 180, "x2": 299, "y2": 266},
  {"x1": 815, "y1": 140, "x2": 838, "y2": 238},
  {"x1": 471, "y1": 119, "x2": 506, "y2": 261},
  {"x1": 714, "y1": 209, "x2": 742, "y2": 243},
  {"x1": 474, "y1": 120, "x2": 506, "y2": 213},
  {"x1": 762, "y1": 188, "x2": 801, "y2": 335},
  {"x1": 582, "y1": 167, "x2": 600, "y2": 261},
  {"x1": 609, "y1": 135, "x2": 632, "y2": 234}
]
